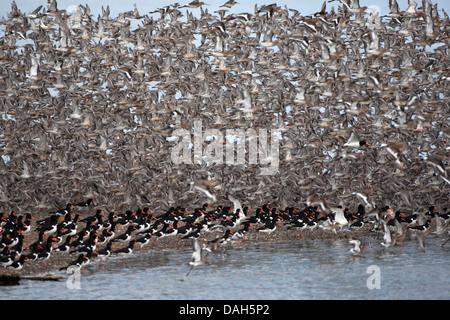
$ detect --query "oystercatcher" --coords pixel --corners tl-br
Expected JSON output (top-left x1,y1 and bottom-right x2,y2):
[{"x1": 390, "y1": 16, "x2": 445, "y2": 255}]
[
  {"x1": 59, "y1": 254, "x2": 88, "y2": 272},
  {"x1": 0, "y1": 251, "x2": 17, "y2": 268},
  {"x1": 95, "y1": 242, "x2": 116, "y2": 260},
  {"x1": 75, "y1": 198, "x2": 96, "y2": 207},
  {"x1": 54, "y1": 236, "x2": 75, "y2": 252},
  {"x1": 408, "y1": 219, "x2": 432, "y2": 232},
  {"x1": 111, "y1": 225, "x2": 136, "y2": 243},
  {"x1": 8, "y1": 254, "x2": 30, "y2": 270},
  {"x1": 114, "y1": 240, "x2": 135, "y2": 256}
]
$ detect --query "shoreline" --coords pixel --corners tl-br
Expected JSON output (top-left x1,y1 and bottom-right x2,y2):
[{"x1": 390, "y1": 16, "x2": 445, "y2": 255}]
[
  {"x1": 1, "y1": 204, "x2": 447, "y2": 284},
  {"x1": 0, "y1": 222, "x2": 364, "y2": 278},
  {"x1": 0, "y1": 222, "x2": 430, "y2": 281}
]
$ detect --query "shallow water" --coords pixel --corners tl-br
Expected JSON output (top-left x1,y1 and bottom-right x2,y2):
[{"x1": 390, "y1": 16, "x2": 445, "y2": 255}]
[{"x1": 1, "y1": 236, "x2": 449, "y2": 300}]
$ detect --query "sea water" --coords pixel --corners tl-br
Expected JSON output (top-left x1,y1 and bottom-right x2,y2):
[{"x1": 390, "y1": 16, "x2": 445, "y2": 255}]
[{"x1": 1, "y1": 236, "x2": 449, "y2": 300}]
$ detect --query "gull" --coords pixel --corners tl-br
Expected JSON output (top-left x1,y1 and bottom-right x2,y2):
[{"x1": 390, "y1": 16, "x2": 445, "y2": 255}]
[{"x1": 187, "y1": 238, "x2": 210, "y2": 276}]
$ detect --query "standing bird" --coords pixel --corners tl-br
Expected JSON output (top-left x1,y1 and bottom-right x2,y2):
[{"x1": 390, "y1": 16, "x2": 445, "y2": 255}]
[
  {"x1": 59, "y1": 254, "x2": 88, "y2": 272},
  {"x1": 114, "y1": 240, "x2": 136, "y2": 256},
  {"x1": 111, "y1": 225, "x2": 137, "y2": 243},
  {"x1": 8, "y1": 255, "x2": 30, "y2": 271},
  {"x1": 95, "y1": 242, "x2": 116, "y2": 260}
]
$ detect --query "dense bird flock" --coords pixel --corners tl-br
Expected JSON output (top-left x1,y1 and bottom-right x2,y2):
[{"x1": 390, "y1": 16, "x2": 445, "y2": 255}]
[{"x1": 0, "y1": 0, "x2": 449, "y2": 218}]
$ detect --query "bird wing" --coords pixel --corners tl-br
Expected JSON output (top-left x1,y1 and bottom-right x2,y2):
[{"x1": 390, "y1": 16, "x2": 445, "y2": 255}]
[
  {"x1": 352, "y1": 192, "x2": 369, "y2": 206},
  {"x1": 228, "y1": 194, "x2": 243, "y2": 218},
  {"x1": 191, "y1": 239, "x2": 202, "y2": 262},
  {"x1": 394, "y1": 218, "x2": 404, "y2": 236},
  {"x1": 344, "y1": 131, "x2": 359, "y2": 146},
  {"x1": 434, "y1": 215, "x2": 445, "y2": 235},
  {"x1": 382, "y1": 221, "x2": 392, "y2": 244},
  {"x1": 333, "y1": 207, "x2": 348, "y2": 225}
]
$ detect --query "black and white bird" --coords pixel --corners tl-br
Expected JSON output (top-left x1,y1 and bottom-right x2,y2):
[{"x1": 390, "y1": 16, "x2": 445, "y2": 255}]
[
  {"x1": 59, "y1": 254, "x2": 88, "y2": 272},
  {"x1": 408, "y1": 219, "x2": 432, "y2": 232},
  {"x1": 111, "y1": 225, "x2": 136, "y2": 243},
  {"x1": 95, "y1": 242, "x2": 116, "y2": 260},
  {"x1": 8, "y1": 254, "x2": 30, "y2": 271},
  {"x1": 114, "y1": 240, "x2": 136, "y2": 256}
]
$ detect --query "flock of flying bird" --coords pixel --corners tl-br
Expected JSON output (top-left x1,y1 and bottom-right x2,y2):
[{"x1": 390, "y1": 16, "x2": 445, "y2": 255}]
[
  {"x1": 0, "y1": 0, "x2": 448, "y2": 216},
  {"x1": 0, "y1": 196, "x2": 449, "y2": 272},
  {"x1": 0, "y1": 0, "x2": 449, "y2": 271}
]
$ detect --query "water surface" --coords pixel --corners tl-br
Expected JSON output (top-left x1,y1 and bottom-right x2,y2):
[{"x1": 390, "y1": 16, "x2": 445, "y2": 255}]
[{"x1": 1, "y1": 236, "x2": 449, "y2": 300}]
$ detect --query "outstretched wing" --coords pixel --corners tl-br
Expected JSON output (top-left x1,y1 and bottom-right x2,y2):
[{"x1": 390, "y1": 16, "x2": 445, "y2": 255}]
[
  {"x1": 382, "y1": 220, "x2": 392, "y2": 244},
  {"x1": 228, "y1": 194, "x2": 242, "y2": 214},
  {"x1": 191, "y1": 239, "x2": 201, "y2": 263},
  {"x1": 348, "y1": 239, "x2": 361, "y2": 247}
]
